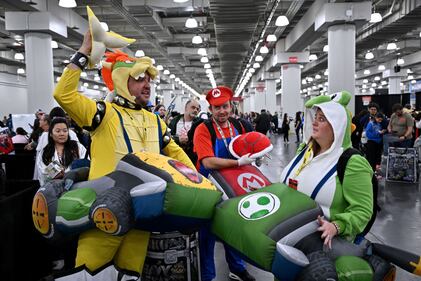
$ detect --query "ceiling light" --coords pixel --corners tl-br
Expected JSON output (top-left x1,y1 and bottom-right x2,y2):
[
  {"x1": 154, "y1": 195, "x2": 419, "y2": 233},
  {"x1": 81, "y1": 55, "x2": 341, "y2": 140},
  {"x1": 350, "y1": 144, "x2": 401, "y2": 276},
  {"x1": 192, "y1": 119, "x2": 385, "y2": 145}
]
[
  {"x1": 364, "y1": 69, "x2": 370, "y2": 75},
  {"x1": 309, "y1": 54, "x2": 318, "y2": 61},
  {"x1": 163, "y1": 69, "x2": 170, "y2": 75},
  {"x1": 397, "y1": 58, "x2": 404, "y2": 65},
  {"x1": 185, "y1": 16, "x2": 198, "y2": 28},
  {"x1": 363, "y1": 79, "x2": 368, "y2": 84},
  {"x1": 255, "y1": 55, "x2": 264, "y2": 62},
  {"x1": 175, "y1": 77, "x2": 180, "y2": 82},
  {"x1": 411, "y1": 80, "x2": 417, "y2": 84},
  {"x1": 365, "y1": 51, "x2": 374, "y2": 60},
  {"x1": 102, "y1": 87, "x2": 108, "y2": 91},
  {"x1": 371, "y1": 83, "x2": 377, "y2": 87},
  {"x1": 100, "y1": 22, "x2": 109, "y2": 32},
  {"x1": 374, "y1": 76, "x2": 380, "y2": 81},
  {"x1": 12, "y1": 42, "x2": 22, "y2": 46},
  {"x1": 59, "y1": 0, "x2": 77, "y2": 8},
  {"x1": 315, "y1": 74, "x2": 321, "y2": 79},
  {"x1": 386, "y1": 42, "x2": 397, "y2": 50},
  {"x1": 407, "y1": 68, "x2": 413, "y2": 73},
  {"x1": 362, "y1": 84, "x2": 367, "y2": 89},
  {"x1": 275, "y1": 15, "x2": 289, "y2": 27},
  {"x1": 302, "y1": 79, "x2": 307, "y2": 85},
  {"x1": 169, "y1": 74, "x2": 175, "y2": 79},
  {"x1": 14, "y1": 35, "x2": 23, "y2": 41},
  {"x1": 17, "y1": 68, "x2": 25, "y2": 74},
  {"x1": 83, "y1": 82, "x2": 89, "y2": 87},
  {"x1": 200, "y1": 56, "x2": 209, "y2": 63},
  {"x1": 300, "y1": 65, "x2": 304, "y2": 69},
  {"x1": 197, "y1": 48, "x2": 207, "y2": 56},
  {"x1": 14, "y1": 53, "x2": 24, "y2": 60},
  {"x1": 192, "y1": 35, "x2": 203, "y2": 44},
  {"x1": 249, "y1": 68, "x2": 255, "y2": 73},
  {"x1": 51, "y1": 40, "x2": 58, "y2": 48},
  {"x1": 94, "y1": 76, "x2": 100, "y2": 81},
  {"x1": 323, "y1": 45, "x2": 329, "y2": 52},
  {"x1": 253, "y1": 63, "x2": 260, "y2": 68},
  {"x1": 312, "y1": 85, "x2": 317, "y2": 90},
  {"x1": 362, "y1": 89, "x2": 367, "y2": 93},
  {"x1": 369, "y1": 88, "x2": 374, "y2": 92},
  {"x1": 275, "y1": 79, "x2": 281, "y2": 83},
  {"x1": 381, "y1": 81, "x2": 387, "y2": 85},
  {"x1": 324, "y1": 70, "x2": 329, "y2": 76},
  {"x1": 378, "y1": 65, "x2": 385, "y2": 71},
  {"x1": 157, "y1": 65, "x2": 164, "y2": 71},
  {"x1": 205, "y1": 69, "x2": 212, "y2": 74},
  {"x1": 204, "y1": 63, "x2": 211, "y2": 69},
  {"x1": 63, "y1": 59, "x2": 70, "y2": 64},
  {"x1": 135, "y1": 50, "x2": 145, "y2": 57},
  {"x1": 81, "y1": 72, "x2": 87, "y2": 77},
  {"x1": 407, "y1": 75, "x2": 414, "y2": 80},
  {"x1": 370, "y1": 12, "x2": 382, "y2": 23},
  {"x1": 259, "y1": 45, "x2": 269, "y2": 54},
  {"x1": 266, "y1": 34, "x2": 277, "y2": 42},
  {"x1": 93, "y1": 85, "x2": 99, "y2": 89}
]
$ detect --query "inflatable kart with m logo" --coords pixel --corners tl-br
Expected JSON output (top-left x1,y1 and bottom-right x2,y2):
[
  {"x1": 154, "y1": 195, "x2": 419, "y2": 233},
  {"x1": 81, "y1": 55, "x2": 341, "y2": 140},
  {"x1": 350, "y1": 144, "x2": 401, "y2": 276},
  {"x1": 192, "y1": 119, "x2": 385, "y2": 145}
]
[{"x1": 32, "y1": 142, "x2": 421, "y2": 281}]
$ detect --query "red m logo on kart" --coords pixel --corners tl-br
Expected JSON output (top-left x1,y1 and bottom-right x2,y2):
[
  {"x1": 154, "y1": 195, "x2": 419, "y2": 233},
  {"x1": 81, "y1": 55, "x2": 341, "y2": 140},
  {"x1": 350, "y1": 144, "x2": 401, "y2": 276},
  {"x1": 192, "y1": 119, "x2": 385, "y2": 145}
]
[{"x1": 237, "y1": 173, "x2": 266, "y2": 192}]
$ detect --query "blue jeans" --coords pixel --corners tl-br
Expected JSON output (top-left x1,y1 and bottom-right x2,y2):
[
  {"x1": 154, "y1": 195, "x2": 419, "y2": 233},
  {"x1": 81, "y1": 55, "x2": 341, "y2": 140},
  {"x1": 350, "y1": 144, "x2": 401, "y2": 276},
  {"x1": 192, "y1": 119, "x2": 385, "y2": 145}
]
[
  {"x1": 383, "y1": 134, "x2": 412, "y2": 156},
  {"x1": 199, "y1": 226, "x2": 246, "y2": 281}
]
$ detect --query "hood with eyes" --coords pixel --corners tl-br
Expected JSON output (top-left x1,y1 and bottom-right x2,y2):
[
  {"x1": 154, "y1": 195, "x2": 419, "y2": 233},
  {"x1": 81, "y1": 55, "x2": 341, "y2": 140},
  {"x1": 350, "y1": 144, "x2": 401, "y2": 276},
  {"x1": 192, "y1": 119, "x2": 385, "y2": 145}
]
[{"x1": 302, "y1": 91, "x2": 353, "y2": 153}]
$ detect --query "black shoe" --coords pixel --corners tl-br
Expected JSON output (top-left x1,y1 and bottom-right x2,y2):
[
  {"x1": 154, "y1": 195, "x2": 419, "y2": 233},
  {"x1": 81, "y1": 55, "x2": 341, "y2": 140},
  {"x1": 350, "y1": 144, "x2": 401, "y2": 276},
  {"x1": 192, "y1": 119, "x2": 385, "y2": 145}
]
[{"x1": 229, "y1": 270, "x2": 256, "y2": 281}]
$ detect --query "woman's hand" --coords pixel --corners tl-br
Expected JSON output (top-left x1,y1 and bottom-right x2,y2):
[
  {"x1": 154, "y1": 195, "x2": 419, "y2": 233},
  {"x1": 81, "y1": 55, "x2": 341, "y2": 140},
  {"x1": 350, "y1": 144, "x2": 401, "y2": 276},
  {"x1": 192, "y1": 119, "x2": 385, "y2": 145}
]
[{"x1": 317, "y1": 215, "x2": 338, "y2": 249}]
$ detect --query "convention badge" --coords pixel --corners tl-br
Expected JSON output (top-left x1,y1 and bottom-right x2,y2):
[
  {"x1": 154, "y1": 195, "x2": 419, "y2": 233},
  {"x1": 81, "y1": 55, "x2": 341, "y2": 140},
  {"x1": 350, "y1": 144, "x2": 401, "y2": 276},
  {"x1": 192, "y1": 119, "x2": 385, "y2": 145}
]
[{"x1": 288, "y1": 178, "x2": 298, "y2": 190}]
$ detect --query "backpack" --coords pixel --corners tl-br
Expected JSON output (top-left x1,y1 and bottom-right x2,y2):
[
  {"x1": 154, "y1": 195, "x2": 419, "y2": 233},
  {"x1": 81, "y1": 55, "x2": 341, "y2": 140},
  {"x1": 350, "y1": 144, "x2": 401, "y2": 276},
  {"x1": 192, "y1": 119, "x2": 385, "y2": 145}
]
[
  {"x1": 187, "y1": 117, "x2": 248, "y2": 165},
  {"x1": 337, "y1": 147, "x2": 380, "y2": 238}
]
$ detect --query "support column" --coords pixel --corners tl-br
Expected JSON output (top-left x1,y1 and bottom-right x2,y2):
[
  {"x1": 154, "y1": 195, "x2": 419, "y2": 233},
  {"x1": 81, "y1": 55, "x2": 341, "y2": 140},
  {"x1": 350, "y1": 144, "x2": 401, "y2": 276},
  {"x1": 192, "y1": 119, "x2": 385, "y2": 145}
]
[
  {"x1": 150, "y1": 84, "x2": 157, "y2": 105},
  {"x1": 25, "y1": 32, "x2": 55, "y2": 113},
  {"x1": 281, "y1": 64, "x2": 302, "y2": 118},
  {"x1": 328, "y1": 24, "x2": 356, "y2": 114},
  {"x1": 265, "y1": 79, "x2": 277, "y2": 114},
  {"x1": 249, "y1": 91, "x2": 256, "y2": 113},
  {"x1": 173, "y1": 89, "x2": 184, "y2": 113},
  {"x1": 163, "y1": 90, "x2": 172, "y2": 108},
  {"x1": 388, "y1": 77, "x2": 401, "y2": 95}
]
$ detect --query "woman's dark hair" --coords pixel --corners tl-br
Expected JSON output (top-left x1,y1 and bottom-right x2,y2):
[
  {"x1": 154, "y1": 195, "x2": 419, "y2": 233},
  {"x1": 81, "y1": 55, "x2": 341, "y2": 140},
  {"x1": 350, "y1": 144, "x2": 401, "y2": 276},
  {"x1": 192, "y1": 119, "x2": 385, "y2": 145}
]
[
  {"x1": 16, "y1": 127, "x2": 27, "y2": 135},
  {"x1": 309, "y1": 137, "x2": 321, "y2": 156},
  {"x1": 154, "y1": 104, "x2": 165, "y2": 112},
  {"x1": 49, "y1": 107, "x2": 66, "y2": 119},
  {"x1": 283, "y1": 113, "x2": 288, "y2": 122},
  {"x1": 295, "y1": 111, "x2": 301, "y2": 122},
  {"x1": 375, "y1": 112, "x2": 384, "y2": 119},
  {"x1": 42, "y1": 117, "x2": 79, "y2": 167}
]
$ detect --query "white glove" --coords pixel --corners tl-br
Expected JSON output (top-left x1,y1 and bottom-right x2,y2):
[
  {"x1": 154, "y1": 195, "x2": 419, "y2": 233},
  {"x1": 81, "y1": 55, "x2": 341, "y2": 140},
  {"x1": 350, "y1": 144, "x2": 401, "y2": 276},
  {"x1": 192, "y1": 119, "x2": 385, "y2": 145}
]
[{"x1": 237, "y1": 153, "x2": 256, "y2": 166}]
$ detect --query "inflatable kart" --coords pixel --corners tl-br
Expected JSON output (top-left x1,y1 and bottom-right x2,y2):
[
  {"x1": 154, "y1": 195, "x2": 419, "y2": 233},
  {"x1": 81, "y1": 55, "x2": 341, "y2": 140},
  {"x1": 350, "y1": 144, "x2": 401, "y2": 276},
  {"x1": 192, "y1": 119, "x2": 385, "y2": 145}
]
[{"x1": 32, "y1": 134, "x2": 421, "y2": 281}]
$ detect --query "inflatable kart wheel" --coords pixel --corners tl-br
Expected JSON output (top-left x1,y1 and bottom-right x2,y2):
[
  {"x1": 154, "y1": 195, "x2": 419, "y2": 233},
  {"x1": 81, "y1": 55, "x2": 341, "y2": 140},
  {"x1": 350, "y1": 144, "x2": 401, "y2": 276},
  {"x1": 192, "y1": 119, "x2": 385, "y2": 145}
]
[
  {"x1": 296, "y1": 251, "x2": 338, "y2": 281},
  {"x1": 32, "y1": 192, "x2": 50, "y2": 235},
  {"x1": 90, "y1": 186, "x2": 132, "y2": 235},
  {"x1": 368, "y1": 255, "x2": 396, "y2": 281}
]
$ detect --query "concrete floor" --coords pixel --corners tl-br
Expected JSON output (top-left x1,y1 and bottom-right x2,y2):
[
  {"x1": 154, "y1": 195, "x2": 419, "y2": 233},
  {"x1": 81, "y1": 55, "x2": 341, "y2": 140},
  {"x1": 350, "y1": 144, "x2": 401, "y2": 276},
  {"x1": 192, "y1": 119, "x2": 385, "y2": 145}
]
[{"x1": 213, "y1": 134, "x2": 421, "y2": 281}]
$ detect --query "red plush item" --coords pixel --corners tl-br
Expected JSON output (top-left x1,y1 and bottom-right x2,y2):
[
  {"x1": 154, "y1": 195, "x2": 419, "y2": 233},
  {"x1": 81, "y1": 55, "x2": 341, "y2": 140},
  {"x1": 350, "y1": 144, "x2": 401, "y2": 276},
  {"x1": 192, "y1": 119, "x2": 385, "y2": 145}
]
[{"x1": 229, "y1": 131, "x2": 273, "y2": 159}]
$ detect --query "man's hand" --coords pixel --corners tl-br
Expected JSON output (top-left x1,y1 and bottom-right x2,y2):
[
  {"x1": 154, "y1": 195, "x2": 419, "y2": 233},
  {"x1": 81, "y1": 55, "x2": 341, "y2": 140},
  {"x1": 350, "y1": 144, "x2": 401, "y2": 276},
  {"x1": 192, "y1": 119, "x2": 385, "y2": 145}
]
[
  {"x1": 78, "y1": 31, "x2": 92, "y2": 56},
  {"x1": 237, "y1": 153, "x2": 256, "y2": 166}
]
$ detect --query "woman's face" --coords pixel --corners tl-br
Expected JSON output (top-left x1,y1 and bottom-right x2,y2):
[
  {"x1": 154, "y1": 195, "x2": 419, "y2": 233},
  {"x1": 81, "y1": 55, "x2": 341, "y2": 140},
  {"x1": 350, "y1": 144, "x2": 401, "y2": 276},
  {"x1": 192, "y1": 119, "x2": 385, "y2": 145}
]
[
  {"x1": 158, "y1": 106, "x2": 166, "y2": 117},
  {"x1": 312, "y1": 108, "x2": 334, "y2": 145},
  {"x1": 51, "y1": 123, "x2": 69, "y2": 144}
]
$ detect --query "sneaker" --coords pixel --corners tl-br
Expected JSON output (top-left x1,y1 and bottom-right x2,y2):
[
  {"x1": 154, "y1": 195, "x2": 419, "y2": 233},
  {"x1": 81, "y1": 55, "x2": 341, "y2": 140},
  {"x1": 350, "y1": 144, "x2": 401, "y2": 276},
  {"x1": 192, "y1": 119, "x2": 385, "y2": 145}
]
[{"x1": 229, "y1": 270, "x2": 256, "y2": 281}]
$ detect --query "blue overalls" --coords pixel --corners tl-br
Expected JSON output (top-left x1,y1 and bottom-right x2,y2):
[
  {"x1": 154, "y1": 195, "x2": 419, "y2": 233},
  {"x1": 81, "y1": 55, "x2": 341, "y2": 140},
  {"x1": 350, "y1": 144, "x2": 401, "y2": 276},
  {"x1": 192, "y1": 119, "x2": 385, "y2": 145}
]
[{"x1": 199, "y1": 124, "x2": 246, "y2": 281}]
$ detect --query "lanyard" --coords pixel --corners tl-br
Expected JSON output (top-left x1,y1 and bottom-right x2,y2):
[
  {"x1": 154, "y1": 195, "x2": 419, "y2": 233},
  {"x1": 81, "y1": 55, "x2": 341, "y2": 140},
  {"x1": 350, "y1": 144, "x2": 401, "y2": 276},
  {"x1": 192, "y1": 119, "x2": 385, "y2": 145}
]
[
  {"x1": 294, "y1": 142, "x2": 314, "y2": 177},
  {"x1": 213, "y1": 118, "x2": 233, "y2": 150}
]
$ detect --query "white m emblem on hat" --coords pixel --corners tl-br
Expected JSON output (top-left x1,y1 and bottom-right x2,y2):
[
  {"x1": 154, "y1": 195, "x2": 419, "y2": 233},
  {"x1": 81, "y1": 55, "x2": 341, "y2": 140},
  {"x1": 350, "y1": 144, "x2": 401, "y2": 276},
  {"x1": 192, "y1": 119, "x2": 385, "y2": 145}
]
[{"x1": 212, "y1": 89, "x2": 221, "y2": 98}]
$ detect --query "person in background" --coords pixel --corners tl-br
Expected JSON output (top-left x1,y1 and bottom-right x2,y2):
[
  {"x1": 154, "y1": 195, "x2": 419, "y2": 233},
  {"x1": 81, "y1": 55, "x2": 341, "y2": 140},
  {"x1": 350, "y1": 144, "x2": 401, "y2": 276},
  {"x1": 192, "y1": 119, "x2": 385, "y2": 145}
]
[
  {"x1": 254, "y1": 109, "x2": 271, "y2": 135},
  {"x1": 36, "y1": 117, "x2": 86, "y2": 186},
  {"x1": 365, "y1": 113, "x2": 386, "y2": 171},
  {"x1": 154, "y1": 104, "x2": 166, "y2": 119},
  {"x1": 168, "y1": 99, "x2": 200, "y2": 161},
  {"x1": 12, "y1": 127, "x2": 29, "y2": 144},
  {"x1": 271, "y1": 112, "x2": 279, "y2": 134},
  {"x1": 294, "y1": 111, "x2": 302, "y2": 143},
  {"x1": 25, "y1": 113, "x2": 50, "y2": 151},
  {"x1": 282, "y1": 113, "x2": 290, "y2": 143},
  {"x1": 383, "y1": 103, "x2": 414, "y2": 155}
]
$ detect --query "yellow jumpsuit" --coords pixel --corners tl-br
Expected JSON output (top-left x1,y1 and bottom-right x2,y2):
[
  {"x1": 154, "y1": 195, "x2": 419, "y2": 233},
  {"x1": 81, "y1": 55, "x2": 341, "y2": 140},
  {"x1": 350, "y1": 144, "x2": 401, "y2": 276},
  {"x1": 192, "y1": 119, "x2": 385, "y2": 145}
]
[{"x1": 54, "y1": 67, "x2": 195, "y2": 274}]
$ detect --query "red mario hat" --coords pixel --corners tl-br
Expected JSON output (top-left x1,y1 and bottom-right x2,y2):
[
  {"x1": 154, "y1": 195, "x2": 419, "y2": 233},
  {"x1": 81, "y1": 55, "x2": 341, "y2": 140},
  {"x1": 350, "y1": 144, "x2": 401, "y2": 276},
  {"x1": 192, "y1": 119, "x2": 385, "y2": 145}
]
[{"x1": 206, "y1": 86, "x2": 234, "y2": 106}]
